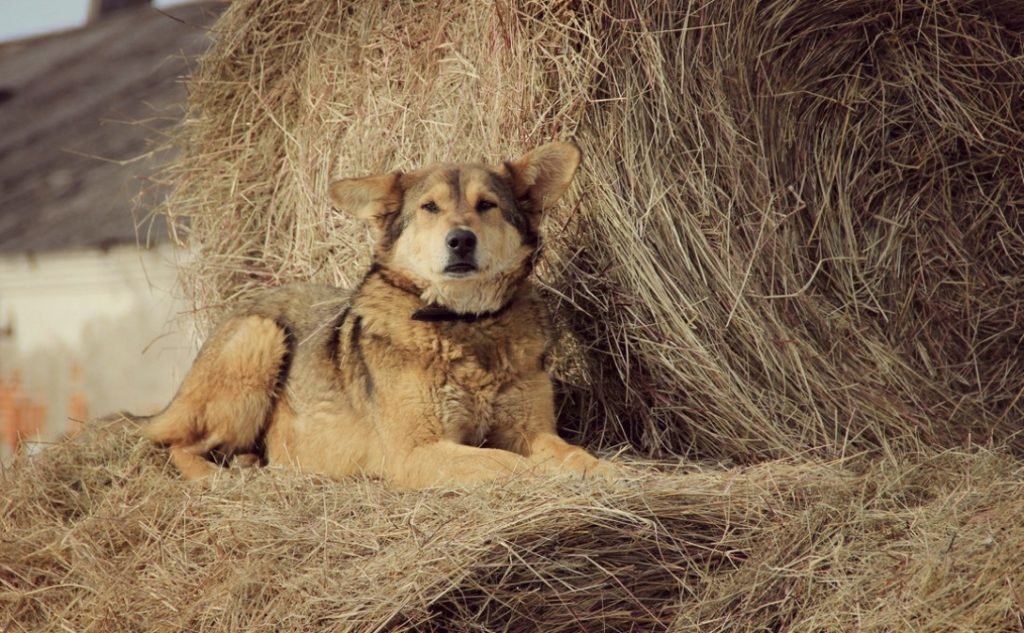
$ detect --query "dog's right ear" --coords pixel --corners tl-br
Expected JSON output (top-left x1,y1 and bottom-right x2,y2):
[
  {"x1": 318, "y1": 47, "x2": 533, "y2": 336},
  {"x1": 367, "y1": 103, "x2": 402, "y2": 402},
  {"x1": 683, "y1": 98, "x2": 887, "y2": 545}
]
[{"x1": 329, "y1": 172, "x2": 403, "y2": 226}]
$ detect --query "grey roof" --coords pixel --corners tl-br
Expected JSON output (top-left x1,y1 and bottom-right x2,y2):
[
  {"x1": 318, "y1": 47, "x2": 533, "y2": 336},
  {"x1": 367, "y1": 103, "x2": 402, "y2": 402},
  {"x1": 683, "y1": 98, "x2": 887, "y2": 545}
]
[{"x1": 0, "y1": 2, "x2": 222, "y2": 254}]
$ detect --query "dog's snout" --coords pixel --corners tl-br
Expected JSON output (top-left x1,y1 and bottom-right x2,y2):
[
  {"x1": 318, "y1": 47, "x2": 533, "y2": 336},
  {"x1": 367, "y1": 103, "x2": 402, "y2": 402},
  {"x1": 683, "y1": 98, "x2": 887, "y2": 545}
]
[{"x1": 446, "y1": 229, "x2": 477, "y2": 257}]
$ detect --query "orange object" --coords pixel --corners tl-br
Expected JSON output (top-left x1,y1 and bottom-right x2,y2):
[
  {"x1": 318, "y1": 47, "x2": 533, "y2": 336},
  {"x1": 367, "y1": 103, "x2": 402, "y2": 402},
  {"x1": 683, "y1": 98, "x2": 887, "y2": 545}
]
[
  {"x1": 0, "y1": 376, "x2": 15, "y2": 452},
  {"x1": 0, "y1": 371, "x2": 47, "y2": 455},
  {"x1": 68, "y1": 362, "x2": 88, "y2": 436}
]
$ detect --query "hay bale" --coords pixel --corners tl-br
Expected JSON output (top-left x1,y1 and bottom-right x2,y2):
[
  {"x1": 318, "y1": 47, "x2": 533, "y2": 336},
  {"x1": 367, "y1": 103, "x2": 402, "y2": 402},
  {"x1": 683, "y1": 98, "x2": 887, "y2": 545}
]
[
  {"x1": 8, "y1": 6, "x2": 1023, "y2": 628},
  {"x1": 161, "y1": 0, "x2": 1024, "y2": 462},
  {"x1": 3, "y1": 425, "x2": 1023, "y2": 631}
]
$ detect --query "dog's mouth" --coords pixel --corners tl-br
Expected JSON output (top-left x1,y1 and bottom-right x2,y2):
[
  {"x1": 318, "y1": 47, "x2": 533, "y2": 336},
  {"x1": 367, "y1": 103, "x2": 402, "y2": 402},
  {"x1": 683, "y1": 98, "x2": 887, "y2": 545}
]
[{"x1": 443, "y1": 262, "x2": 478, "y2": 276}]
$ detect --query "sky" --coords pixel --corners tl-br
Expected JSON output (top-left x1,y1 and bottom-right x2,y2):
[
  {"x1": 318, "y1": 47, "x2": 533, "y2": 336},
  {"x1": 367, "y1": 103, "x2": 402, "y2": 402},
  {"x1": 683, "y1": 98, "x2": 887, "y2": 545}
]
[{"x1": 0, "y1": 0, "x2": 183, "y2": 43}]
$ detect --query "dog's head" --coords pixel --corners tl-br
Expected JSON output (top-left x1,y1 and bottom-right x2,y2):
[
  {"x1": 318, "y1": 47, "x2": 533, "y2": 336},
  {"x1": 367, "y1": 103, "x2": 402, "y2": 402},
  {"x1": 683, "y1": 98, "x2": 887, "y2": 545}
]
[{"x1": 330, "y1": 142, "x2": 580, "y2": 314}]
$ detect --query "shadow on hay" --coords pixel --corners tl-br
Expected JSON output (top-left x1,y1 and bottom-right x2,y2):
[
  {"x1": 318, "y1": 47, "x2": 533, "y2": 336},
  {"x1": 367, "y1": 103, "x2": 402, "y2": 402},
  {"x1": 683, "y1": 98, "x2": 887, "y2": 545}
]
[{"x1": 529, "y1": 0, "x2": 1024, "y2": 461}]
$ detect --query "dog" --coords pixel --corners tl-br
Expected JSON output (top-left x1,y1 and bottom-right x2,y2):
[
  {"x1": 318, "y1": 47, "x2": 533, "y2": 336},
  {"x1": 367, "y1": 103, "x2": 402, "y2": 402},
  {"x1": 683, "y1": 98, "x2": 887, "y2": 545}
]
[{"x1": 140, "y1": 142, "x2": 613, "y2": 488}]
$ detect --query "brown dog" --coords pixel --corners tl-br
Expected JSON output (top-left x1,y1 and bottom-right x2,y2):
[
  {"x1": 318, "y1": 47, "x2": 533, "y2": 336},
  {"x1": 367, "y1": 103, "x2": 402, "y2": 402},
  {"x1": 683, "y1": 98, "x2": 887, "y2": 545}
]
[{"x1": 141, "y1": 142, "x2": 612, "y2": 488}]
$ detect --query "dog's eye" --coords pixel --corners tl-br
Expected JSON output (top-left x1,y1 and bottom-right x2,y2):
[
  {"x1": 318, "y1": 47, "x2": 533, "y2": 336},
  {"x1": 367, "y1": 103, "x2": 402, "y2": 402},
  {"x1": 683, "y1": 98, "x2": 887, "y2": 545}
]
[
  {"x1": 476, "y1": 200, "x2": 496, "y2": 212},
  {"x1": 421, "y1": 201, "x2": 440, "y2": 213}
]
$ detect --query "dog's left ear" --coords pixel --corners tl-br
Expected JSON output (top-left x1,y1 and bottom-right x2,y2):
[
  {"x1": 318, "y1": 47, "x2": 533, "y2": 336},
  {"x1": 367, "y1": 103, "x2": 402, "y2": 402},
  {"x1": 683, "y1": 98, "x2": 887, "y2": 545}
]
[
  {"x1": 505, "y1": 142, "x2": 581, "y2": 212},
  {"x1": 329, "y1": 172, "x2": 403, "y2": 228}
]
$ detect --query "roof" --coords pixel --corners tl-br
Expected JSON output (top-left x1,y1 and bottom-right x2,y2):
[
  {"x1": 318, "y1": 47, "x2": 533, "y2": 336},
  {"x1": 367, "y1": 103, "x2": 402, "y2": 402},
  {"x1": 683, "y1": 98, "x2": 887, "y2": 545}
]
[{"x1": 0, "y1": 2, "x2": 222, "y2": 254}]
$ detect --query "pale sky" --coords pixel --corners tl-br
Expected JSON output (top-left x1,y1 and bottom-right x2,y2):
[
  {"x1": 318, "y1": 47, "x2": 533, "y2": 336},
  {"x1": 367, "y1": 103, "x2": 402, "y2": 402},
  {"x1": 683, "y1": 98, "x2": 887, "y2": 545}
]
[{"x1": 0, "y1": 0, "x2": 185, "y2": 43}]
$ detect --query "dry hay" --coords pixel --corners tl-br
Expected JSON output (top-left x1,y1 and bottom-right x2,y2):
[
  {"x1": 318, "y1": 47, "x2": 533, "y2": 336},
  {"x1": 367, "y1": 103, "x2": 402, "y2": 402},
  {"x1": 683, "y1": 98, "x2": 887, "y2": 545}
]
[
  {"x1": 8, "y1": 1, "x2": 1020, "y2": 630},
  {"x1": 159, "y1": 0, "x2": 1024, "y2": 462},
  {"x1": 2, "y1": 421, "x2": 1023, "y2": 632}
]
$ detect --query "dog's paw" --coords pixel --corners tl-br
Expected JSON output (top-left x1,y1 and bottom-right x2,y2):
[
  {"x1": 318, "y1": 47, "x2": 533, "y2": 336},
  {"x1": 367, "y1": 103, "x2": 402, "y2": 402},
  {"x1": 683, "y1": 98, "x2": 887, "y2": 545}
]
[
  {"x1": 230, "y1": 452, "x2": 263, "y2": 470},
  {"x1": 581, "y1": 459, "x2": 630, "y2": 482}
]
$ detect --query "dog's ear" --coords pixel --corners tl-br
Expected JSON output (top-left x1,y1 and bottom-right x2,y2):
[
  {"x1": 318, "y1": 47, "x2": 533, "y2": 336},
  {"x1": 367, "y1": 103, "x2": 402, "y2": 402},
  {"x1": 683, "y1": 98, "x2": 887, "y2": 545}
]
[
  {"x1": 329, "y1": 172, "x2": 403, "y2": 226},
  {"x1": 505, "y1": 142, "x2": 581, "y2": 212}
]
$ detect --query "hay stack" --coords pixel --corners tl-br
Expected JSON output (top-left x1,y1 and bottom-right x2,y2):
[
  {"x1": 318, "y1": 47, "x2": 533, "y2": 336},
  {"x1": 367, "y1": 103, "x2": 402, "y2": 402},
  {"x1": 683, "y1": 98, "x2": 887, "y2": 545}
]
[
  {"x1": 3, "y1": 423, "x2": 1024, "y2": 632},
  {"x1": 5, "y1": 2, "x2": 1024, "y2": 630},
  {"x1": 162, "y1": 0, "x2": 1024, "y2": 462}
]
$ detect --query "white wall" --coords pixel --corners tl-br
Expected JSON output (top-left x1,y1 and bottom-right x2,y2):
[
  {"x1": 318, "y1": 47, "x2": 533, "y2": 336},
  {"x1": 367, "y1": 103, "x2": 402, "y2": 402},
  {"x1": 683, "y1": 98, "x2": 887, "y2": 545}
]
[
  {"x1": 0, "y1": 0, "x2": 191, "y2": 43},
  {"x1": 0, "y1": 0, "x2": 89, "y2": 43},
  {"x1": 0, "y1": 243, "x2": 196, "y2": 459}
]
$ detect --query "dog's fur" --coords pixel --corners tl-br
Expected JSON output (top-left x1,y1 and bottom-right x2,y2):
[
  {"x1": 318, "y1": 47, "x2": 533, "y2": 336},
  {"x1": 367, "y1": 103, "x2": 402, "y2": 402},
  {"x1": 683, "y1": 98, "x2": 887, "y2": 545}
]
[{"x1": 142, "y1": 142, "x2": 612, "y2": 488}]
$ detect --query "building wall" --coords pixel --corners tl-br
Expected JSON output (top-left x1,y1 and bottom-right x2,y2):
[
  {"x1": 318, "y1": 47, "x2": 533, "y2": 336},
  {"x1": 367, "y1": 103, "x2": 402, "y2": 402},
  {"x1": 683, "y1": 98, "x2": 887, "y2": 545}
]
[{"x1": 0, "y1": 243, "x2": 196, "y2": 460}]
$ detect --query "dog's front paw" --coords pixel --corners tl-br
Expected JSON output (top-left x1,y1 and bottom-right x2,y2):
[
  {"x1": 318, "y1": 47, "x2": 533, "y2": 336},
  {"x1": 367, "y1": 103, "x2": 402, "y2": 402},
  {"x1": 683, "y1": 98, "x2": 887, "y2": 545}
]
[
  {"x1": 582, "y1": 459, "x2": 630, "y2": 482},
  {"x1": 230, "y1": 452, "x2": 263, "y2": 470}
]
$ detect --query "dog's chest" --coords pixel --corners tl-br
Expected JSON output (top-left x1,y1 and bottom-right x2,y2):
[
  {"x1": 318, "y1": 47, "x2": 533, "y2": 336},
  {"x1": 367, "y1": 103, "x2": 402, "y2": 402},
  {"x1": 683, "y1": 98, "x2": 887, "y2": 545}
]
[{"x1": 434, "y1": 329, "x2": 534, "y2": 444}]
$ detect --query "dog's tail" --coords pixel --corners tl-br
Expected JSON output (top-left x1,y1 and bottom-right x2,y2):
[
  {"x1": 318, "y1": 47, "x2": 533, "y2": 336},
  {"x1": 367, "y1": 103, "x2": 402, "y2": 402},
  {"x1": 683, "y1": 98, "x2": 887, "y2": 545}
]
[
  {"x1": 74, "y1": 410, "x2": 152, "y2": 439},
  {"x1": 85, "y1": 408, "x2": 182, "y2": 441},
  {"x1": 93, "y1": 410, "x2": 151, "y2": 425}
]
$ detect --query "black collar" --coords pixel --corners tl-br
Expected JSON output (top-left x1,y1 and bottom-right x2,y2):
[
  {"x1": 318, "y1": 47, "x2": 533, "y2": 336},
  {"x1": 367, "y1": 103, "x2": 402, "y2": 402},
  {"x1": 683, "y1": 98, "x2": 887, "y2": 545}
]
[{"x1": 411, "y1": 301, "x2": 512, "y2": 323}]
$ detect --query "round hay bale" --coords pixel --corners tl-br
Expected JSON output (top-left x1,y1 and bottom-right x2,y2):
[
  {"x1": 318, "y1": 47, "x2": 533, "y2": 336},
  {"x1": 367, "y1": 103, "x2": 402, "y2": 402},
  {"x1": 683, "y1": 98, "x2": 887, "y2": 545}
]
[{"x1": 160, "y1": 0, "x2": 1024, "y2": 461}]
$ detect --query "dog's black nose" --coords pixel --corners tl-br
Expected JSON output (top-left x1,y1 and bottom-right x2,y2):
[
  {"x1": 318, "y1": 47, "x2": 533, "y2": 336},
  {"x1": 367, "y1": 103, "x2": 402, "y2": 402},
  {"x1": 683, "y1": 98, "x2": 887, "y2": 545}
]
[{"x1": 446, "y1": 229, "x2": 477, "y2": 257}]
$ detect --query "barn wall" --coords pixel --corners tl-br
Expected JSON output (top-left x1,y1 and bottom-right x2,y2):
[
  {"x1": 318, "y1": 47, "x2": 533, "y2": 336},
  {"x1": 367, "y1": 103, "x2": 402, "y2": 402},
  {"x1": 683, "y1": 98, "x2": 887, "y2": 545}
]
[{"x1": 0, "y1": 244, "x2": 194, "y2": 460}]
